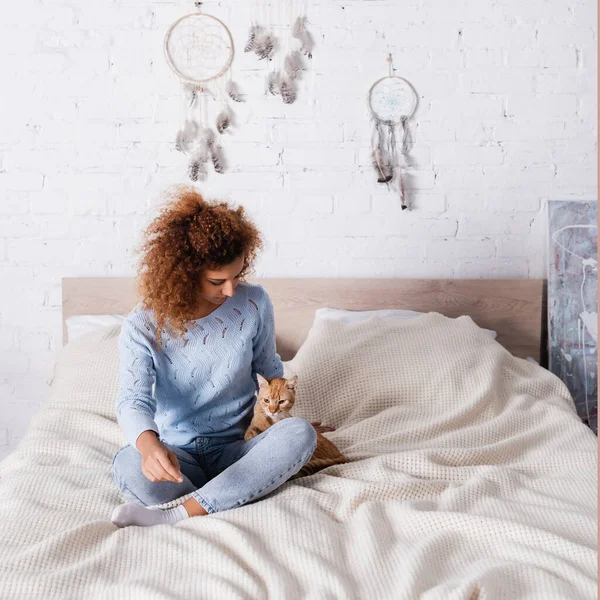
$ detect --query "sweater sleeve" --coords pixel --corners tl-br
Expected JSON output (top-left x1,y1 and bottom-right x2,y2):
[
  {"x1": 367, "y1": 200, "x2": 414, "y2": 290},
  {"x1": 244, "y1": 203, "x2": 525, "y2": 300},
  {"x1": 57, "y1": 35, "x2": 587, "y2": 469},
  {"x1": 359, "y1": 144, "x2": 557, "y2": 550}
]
[
  {"x1": 115, "y1": 316, "x2": 160, "y2": 449},
  {"x1": 251, "y1": 290, "x2": 284, "y2": 381}
]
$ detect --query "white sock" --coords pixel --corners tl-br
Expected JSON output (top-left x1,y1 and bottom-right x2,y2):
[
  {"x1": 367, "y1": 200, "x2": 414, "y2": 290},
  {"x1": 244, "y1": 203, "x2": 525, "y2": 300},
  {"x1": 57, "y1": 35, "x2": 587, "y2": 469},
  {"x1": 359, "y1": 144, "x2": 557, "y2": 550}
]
[{"x1": 111, "y1": 502, "x2": 190, "y2": 527}]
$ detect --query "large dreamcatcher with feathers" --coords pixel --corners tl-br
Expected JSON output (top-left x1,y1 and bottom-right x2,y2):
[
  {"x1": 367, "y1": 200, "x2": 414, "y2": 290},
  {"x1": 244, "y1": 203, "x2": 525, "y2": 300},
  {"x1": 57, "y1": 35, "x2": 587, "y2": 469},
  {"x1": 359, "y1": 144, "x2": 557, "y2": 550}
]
[
  {"x1": 368, "y1": 55, "x2": 418, "y2": 210},
  {"x1": 164, "y1": 2, "x2": 244, "y2": 181},
  {"x1": 244, "y1": 0, "x2": 314, "y2": 103}
]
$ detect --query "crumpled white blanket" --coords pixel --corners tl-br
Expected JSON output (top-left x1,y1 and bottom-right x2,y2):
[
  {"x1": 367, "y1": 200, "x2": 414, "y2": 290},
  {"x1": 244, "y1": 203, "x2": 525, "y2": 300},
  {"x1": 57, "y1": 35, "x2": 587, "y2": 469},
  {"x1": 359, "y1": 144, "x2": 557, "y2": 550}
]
[{"x1": 0, "y1": 312, "x2": 596, "y2": 599}]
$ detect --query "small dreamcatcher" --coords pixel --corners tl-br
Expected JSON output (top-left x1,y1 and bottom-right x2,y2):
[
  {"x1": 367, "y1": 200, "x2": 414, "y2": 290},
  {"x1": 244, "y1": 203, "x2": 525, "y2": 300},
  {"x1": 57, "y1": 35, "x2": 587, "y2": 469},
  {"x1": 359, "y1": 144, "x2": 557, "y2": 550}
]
[
  {"x1": 244, "y1": 0, "x2": 314, "y2": 104},
  {"x1": 164, "y1": 2, "x2": 244, "y2": 181},
  {"x1": 368, "y1": 54, "x2": 418, "y2": 210}
]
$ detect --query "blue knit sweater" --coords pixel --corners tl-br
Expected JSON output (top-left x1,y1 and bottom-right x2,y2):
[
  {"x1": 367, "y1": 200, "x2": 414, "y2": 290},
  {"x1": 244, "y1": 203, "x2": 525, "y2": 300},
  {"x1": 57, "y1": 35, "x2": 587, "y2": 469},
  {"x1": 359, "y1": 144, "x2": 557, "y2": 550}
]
[{"x1": 115, "y1": 283, "x2": 284, "y2": 449}]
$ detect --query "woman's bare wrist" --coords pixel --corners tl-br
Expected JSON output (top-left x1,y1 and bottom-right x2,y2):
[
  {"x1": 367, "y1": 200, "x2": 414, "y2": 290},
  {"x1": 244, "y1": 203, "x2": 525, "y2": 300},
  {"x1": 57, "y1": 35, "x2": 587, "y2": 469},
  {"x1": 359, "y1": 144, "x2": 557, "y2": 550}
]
[{"x1": 136, "y1": 430, "x2": 160, "y2": 453}]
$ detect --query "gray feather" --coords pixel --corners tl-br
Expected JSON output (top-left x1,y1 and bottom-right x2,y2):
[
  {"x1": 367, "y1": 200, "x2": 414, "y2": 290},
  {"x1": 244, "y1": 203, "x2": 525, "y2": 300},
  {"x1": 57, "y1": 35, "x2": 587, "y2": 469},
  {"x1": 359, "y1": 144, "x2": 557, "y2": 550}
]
[
  {"x1": 292, "y1": 17, "x2": 314, "y2": 58},
  {"x1": 244, "y1": 25, "x2": 260, "y2": 53},
  {"x1": 226, "y1": 80, "x2": 244, "y2": 102},
  {"x1": 175, "y1": 120, "x2": 199, "y2": 153},
  {"x1": 292, "y1": 16, "x2": 305, "y2": 38},
  {"x1": 188, "y1": 155, "x2": 207, "y2": 182},
  {"x1": 254, "y1": 32, "x2": 276, "y2": 60},
  {"x1": 216, "y1": 110, "x2": 231, "y2": 134},
  {"x1": 267, "y1": 71, "x2": 282, "y2": 95},
  {"x1": 371, "y1": 149, "x2": 393, "y2": 183},
  {"x1": 299, "y1": 30, "x2": 314, "y2": 58},
  {"x1": 284, "y1": 51, "x2": 305, "y2": 80},
  {"x1": 280, "y1": 77, "x2": 296, "y2": 104},
  {"x1": 210, "y1": 145, "x2": 226, "y2": 174}
]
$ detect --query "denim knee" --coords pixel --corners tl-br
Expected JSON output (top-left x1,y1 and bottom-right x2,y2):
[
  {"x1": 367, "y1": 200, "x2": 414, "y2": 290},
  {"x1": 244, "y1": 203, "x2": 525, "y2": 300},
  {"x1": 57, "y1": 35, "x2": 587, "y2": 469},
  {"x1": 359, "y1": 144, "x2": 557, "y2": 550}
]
[
  {"x1": 276, "y1": 417, "x2": 317, "y2": 460},
  {"x1": 111, "y1": 445, "x2": 138, "y2": 490}
]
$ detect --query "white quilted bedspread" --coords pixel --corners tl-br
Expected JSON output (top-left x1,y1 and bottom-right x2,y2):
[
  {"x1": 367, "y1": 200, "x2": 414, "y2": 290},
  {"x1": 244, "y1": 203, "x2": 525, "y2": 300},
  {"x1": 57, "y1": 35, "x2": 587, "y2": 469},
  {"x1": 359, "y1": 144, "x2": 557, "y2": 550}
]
[{"x1": 0, "y1": 313, "x2": 597, "y2": 599}]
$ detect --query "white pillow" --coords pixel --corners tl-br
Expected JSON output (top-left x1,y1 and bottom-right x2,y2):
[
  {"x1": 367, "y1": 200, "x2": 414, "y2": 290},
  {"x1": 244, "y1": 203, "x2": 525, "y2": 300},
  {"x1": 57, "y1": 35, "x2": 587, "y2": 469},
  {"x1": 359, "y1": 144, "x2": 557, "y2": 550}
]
[
  {"x1": 315, "y1": 308, "x2": 498, "y2": 339},
  {"x1": 66, "y1": 314, "x2": 126, "y2": 342}
]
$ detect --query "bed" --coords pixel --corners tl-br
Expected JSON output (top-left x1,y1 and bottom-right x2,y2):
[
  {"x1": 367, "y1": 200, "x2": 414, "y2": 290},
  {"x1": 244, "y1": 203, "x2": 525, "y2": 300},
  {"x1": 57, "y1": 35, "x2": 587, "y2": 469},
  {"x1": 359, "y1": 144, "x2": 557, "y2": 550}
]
[{"x1": 0, "y1": 277, "x2": 596, "y2": 599}]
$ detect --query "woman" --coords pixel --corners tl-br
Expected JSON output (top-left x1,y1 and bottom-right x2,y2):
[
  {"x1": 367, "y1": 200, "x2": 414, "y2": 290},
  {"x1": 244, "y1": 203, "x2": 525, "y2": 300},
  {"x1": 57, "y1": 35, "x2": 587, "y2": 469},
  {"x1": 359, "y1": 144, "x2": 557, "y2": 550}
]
[{"x1": 110, "y1": 187, "x2": 326, "y2": 527}]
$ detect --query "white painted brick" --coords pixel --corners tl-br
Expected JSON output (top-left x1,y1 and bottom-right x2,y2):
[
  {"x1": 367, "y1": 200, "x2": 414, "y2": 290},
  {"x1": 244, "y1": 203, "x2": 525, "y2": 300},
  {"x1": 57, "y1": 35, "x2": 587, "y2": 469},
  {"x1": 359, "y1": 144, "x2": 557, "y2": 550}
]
[
  {"x1": 30, "y1": 191, "x2": 68, "y2": 215},
  {"x1": 417, "y1": 121, "x2": 455, "y2": 142},
  {"x1": 461, "y1": 70, "x2": 536, "y2": 94},
  {"x1": 454, "y1": 257, "x2": 530, "y2": 278},
  {"x1": 495, "y1": 237, "x2": 528, "y2": 258},
  {"x1": 555, "y1": 164, "x2": 598, "y2": 189},
  {"x1": 538, "y1": 46, "x2": 578, "y2": 68},
  {"x1": 404, "y1": 192, "x2": 446, "y2": 213},
  {"x1": 457, "y1": 213, "x2": 533, "y2": 238},
  {"x1": 284, "y1": 147, "x2": 355, "y2": 168},
  {"x1": 461, "y1": 23, "x2": 533, "y2": 48},
  {"x1": 293, "y1": 195, "x2": 334, "y2": 216},
  {"x1": 504, "y1": 48, "x2": 540, "y2": 68},
  {"x1": 483, "y1": 164, "x2": 556, "y2": 188},
  {"x1": 500, "y1": 142, "x2": 553, "y2": 165},
  {"x1": 434, "y1": 144, "x2": 504, "y2": 165},
  {"x1": 485, "y1": 191, "x2": 541, "y2": 212},
  {"x1": 426, "y1": 239, "x2": 495, "y2": 260},
  {"x1": 0, "y1": 173, "x2": 44, "y2": 192},
  {"x1": 333, "y1": 193, "x2": 371, "y2": 215},
  {"x1": 0, "y1": 217, "x2": 39, "y2": 238},
  {"x1": 0, "y1": 350, "x2": 29, "y2": 375},
  {"x1": 434, "y1": 166, "x2": 487, "y2": 189},
  {"x1": 0, "y1": 0, "x2": 597, "y2": 450},
  {"x1": 431, "y1": 94, "x2": 504, "y2": 119},
  {"x1": 262, "y1": 195, "x2": 296, "y2": 215},
  {"x1": 0, "y1": 192, "x2": 30, "y2": 215},
  {"x1": 506, "y1": 94, "x2": 578, "y2": 119},
  {"x1": 493, "y1": 119, "x2": 567, "y2": 141},
  {"x1": 272, "y1": 122, "x2": 344, "y2": 144},
  {"x1": 446, "y1": 191, "x2": 485, "y2": 211},
  {"x1": 463, "y1": 48, "x2": 504, "y2": 68}
]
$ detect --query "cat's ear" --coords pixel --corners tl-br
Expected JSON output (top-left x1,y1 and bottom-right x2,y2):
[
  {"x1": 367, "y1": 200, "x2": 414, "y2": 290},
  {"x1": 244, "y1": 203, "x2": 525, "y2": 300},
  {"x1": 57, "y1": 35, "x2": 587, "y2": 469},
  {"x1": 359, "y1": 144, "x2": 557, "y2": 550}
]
[
  {"x1": 256, "y1": 373, "x2": 269, "y2": 389},
  {"x1": 286, "y1": 375, "x2": 298, "y2": 390}
]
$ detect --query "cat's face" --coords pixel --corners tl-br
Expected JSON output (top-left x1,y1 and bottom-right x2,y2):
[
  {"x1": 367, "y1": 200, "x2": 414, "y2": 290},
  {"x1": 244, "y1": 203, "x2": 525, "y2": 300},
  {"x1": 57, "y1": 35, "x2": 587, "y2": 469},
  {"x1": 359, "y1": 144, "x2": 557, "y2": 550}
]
[{"x1": 256, "y1": 374, "x2": 298, "y2": 420}]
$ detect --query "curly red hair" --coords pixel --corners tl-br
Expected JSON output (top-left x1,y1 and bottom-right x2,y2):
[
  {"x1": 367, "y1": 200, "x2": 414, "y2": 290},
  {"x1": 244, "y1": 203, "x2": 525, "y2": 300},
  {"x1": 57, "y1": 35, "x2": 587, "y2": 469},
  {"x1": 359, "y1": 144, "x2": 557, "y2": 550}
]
[{"x1": 135, "y1": 186, "x2": 262, "y2": 349}]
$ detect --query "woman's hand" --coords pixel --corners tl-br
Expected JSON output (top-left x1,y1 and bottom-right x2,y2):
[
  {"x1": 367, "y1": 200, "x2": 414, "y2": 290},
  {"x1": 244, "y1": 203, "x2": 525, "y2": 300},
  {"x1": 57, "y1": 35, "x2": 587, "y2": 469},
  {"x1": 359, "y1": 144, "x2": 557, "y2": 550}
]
[
  {"x1": 137, "y1": 432, "x2": 183, "y2": 483},
  {"x1": 311, "y1": 421, "x2": 336, "y2": 434}
]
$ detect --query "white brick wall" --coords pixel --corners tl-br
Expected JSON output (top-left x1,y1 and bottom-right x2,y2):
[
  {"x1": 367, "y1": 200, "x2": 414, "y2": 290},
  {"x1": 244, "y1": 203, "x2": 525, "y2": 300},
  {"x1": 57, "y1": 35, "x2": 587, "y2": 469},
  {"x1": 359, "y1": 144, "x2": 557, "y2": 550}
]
[{"x1": 0, "y1": 0, "x2": 597, "y2": 460}]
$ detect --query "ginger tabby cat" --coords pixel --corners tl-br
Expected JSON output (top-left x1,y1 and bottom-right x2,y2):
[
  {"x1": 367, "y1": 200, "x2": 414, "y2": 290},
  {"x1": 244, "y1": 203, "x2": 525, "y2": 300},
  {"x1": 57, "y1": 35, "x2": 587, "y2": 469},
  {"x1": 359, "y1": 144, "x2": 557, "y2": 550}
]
[{"x1": 245, "y1": 374, "x2": 348, "y2": 477}]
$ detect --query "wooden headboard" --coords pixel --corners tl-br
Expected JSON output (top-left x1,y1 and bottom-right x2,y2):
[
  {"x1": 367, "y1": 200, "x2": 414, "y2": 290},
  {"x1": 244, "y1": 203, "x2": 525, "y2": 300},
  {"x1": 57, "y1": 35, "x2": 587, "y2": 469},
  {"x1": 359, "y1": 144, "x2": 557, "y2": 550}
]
[{"x1": 62, "y1": 278, "x2": 545, "y2": 363}]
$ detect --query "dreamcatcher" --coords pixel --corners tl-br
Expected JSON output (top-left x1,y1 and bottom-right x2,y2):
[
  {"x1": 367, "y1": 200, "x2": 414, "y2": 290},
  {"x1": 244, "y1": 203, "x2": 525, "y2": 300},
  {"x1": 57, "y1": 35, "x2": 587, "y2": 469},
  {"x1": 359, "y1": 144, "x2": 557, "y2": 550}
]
[
  {"x1": 367, "y1": 54, "x2": 418, "y2": 210},
  {"x1": 244, "y1": 0, "x2": 314, "y2": 104},
  {"x1": 164, "y1": 2, "x2": 244, "y2": 181}
]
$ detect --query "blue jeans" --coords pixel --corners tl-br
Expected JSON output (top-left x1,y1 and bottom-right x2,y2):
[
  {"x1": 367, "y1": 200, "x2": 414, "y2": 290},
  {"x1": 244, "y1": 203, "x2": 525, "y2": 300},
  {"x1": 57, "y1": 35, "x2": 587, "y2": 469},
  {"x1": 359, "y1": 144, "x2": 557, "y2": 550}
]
[{"x1": 111, "y1": 417, "x2": 317, "y2": 514}]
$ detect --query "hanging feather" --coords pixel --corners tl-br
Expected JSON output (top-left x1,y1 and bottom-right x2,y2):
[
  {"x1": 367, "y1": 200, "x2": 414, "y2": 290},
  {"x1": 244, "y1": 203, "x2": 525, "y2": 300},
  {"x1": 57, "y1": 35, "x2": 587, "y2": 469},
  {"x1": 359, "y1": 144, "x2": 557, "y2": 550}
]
[
  {"x1": 284, "y1": 51, "x2": 305, "y2": 80},
  {"x1": 226, "y1": 80, "x2": 244, "y2": 103},
  {"x1": 204, "y1": 127, "x2": 216, "y2": 149},
  {"x1": 183, "y1": 83, "x2": 201, "y2": 108},
  {"x1": 397, "y1": 117, "x2": 409, "y2": 209},
  {"x1": 216, "y1": 110, "x2": 231, "y2": 134},
  {"x1": 188, "y1": 154, "x2": 207, "y2": 182},
  {"x1": 292, "y1": 16, "x2": 314, "y2": 58},
  {"x1": 244, "y1": 24, "x2": 260, "y2": 53},
  {"x1": 175, "y1": 119, "x2": 199, "y2": 153},
  {"x1": 371, "y1": 148, "x2": 393, "y2": 183},
  {"x1": 291, "y1": 16, "x2": 304, "y2": 38},
  {"x1": 210, "y1": 145, "x2": 226, "y2": 174},
  {"x1": 280, "y1": 77, "x2": 296, "y2": 104},
  {"x1": 370, "y1": 120, "x2": 394, "y2": 183},
  {"x1": 254, "y1": 32, "x2": 276, "y2": 60},
  {"x1": 399, "y1": 173, "x2": 407, "y2": 210},
  {"x1": 267, "y1": 71, "x2": 282, "y2": 95}
]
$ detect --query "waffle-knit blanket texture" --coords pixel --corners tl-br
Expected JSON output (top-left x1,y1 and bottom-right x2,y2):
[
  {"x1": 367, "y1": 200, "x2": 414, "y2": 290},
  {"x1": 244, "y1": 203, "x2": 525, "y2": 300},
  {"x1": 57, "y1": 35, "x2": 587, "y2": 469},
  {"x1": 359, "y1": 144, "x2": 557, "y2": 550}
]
[{"x1": 0, "y1": 312, "x2": 597, "y2": 599}]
